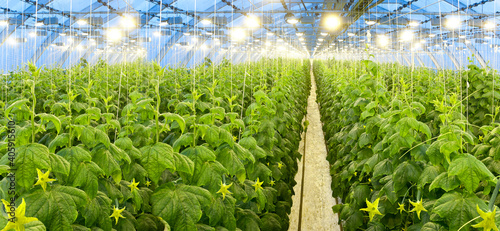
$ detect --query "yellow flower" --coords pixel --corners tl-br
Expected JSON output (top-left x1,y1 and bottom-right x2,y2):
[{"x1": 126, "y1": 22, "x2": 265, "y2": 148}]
[
  {"x1": 363, "y1": 125, "x2": 366, "y2": 128},
  {"x1": 109, "y1": 206, "x2": 126, "y2": 225},
  {"x1": 252, "y1": 178, "x2": 264, "y2": 192},
  {"x1": 479, "y1": 135, "x2": 484, "y2": 142},
  {"x1": 128, "y1": 178, "x2": 139, "y2": 192},
  {"x1": 216, "y1": 182, "x2": 233, "y2": 200},
  {"x1": 1, "y1": 198, "x2": 38, "y2": 231},
  {"x1": 145, "y1": 180, "x2": 151, "y2": 187},
  {"x1": 368, "y1": 145, "x2": 372, "y2": 149},
  {"x1": 360, "y1": 198, "x2": 383, "y2": 221},
  {"x1": 354, "y1": 172, "x2": 357, "y2": 176},
  {"x1": 267, "y1": 162, "x2": 270, "y2": 166},
  {"x1": 34, "y1": 168, "x2": 56, "y2": 191},
  {"x1": 472, "y1": 205, "x2": 498, "y2": 231},
  {"x1": 233, "y1": 136, "x2": 238, "y2": 142},
  {"x1": 397, "y1": 203, "x2": 406, "y2": 214},
  {"x1": 409, "y1": 200, "x2": 427, "y2": 219},
  {"x1": 277, "y1": 163, "x2": 283, "y2": 169},
  {"x1": 269, "y1": 180, "x2": 275, "y2": 186}
]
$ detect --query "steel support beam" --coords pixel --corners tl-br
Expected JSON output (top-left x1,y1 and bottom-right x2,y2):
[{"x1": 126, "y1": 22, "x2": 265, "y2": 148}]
[
  {"x1": 426, "y1": 52, "x2": 441, "y2": 69},
  {"x1": 442, "y1": 47, "x2": 460, "y2": 70},
  {"x1": 402, "y1": 53, "x2": 411, "y2": 66},
  {"x1": 465, "y1": 43, "x2": 487, "y2": 69}
]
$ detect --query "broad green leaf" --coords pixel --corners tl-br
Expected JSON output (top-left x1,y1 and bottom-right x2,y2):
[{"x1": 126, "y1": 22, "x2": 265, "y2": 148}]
[
  {"x1": 392, "y1": 161, "x2": 421, "y2": 192},
  {"x1": 82, "y1": 191, "x2": 112, "y2": 229},
  {"x1": 25, "y1": 186, "x2": 87, "y2": 231},
  {"x1": 429, "y1": 172, "x2": 460, "y2": 192},
  {"x1": 48, "y1": 133, "x2": 69, "y2": 153},
  {"x1": 162, "y1": 113, "x2": 186, "y2": 133},
  {"x1": 152, "y1": 183, "x2": 212, "y2": 231},
  {"x1": 91, "y1": 144, "x2": 122, "y2": 184},
  {"x1": 433, "y1": 192, "x2": 487, "y2": 230},
  {"x1": 206, "y1": 196, "x2": 236, "y2": 229},
  {"x1": 173, "y1": 152, "x2": 195, "y2": 176},
  {"x1": 236, "y1": 209, "x2": 262, "y2": 231},
  {"x1": 15, "y1": 144, "x2": 51, "y2": 189},
  {"x1": 448, "y1": 153, "x2": 495, "y2": 192},
  {"x1": 5, "y1": 99, "x2": 29, "y2": 119},
  {"x1": 418, "y1": 165, "x2": 443, "y2": 188},
  {"x1": 49, "y1": 153, "x2": 70, "y2": 176},
  {"x1": 173, "y1": 133, "x2": 194, "y2": 152},
  {"x1": 140, "y1": 142, "x2": 175, "y2": 184},
  {"x1": 216, "y1": 147, "x2": 246, "y2": 183},
  {"x1": 37, "y1": 113, "x2": 61, "y2": 134}
]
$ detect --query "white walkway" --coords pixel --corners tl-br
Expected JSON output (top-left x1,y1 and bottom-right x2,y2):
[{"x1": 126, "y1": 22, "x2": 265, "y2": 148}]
[{"x1": 288, "y1": 62, "x2": 341, "y2": 231}]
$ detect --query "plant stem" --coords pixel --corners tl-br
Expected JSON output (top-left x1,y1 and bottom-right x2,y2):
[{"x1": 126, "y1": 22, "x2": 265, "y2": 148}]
[{"x1": 489, "y1": 178, "x2": 500, "y2": 211}]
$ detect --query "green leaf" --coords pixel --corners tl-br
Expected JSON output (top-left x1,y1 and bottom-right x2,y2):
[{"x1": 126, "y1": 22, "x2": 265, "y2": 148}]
[
  {"x1": 48, "y1": 133, "x2": 69, "y2": 153},
  {"x1": 206, "y1": 196, "x2": 236, "y2": 229},
  {"x1": 140, "y1": 142, "x2": 175, "y2": 184},
  {"x1": 162, "y1": 113, "x2": 186, "y2": 133},
  {"x1": 37, "y1": 113, "x2": 62, "y2": 134},
  {"x1": 5, "y1": 98, "x2": 29, "y2": 119},
  {"x1": 82, "y1": 191, "x2": 112, "y2": 229},
  {"x1": 49, "y1": 153, "x2": 70, "y2": 176},
  {"x1": 152, "y1": 183, "x2": 212, "y2": 231},
  {"x1": 173, "y1": 133, "x2": 194, "y2": 152},
  {"x1": 173, "y1": 152, "x2": 195, "y2": 176},
  {"x1": 429, "y1": 172, "x2": 461, "y2": 192},
  {"x1": 91, "y1": 144, "x2": 122, "y2": 184},
  {"x1": 448, "y1": 153, "x2": 495, "y2": 192},
  {"x1": 25, "y1": 186, "x2": 87, "y2": 231},
  {"x1": 15, "y1": 144, "x2": 51, "y2": 189},
  {"x1": 259, "y1": 213, "x2": 282, "y2": 231},
  {"x1": 432, "y1": 192, "x2": 487, "y2": 230},
  {"x1": 236, "y1": 209, "x2": 262, "y2": 231},
  {"x1": 216, "y1": 147, "x2": 246, "y2": 183},
  {"x1": 418, "y1": 165, "x2": 443, "y2": 188},
  {"x1": 392, "y1": 161, "x2": 421, "y2": 192},
  {"x1": 421, "y1": 222, "x2": 447, "y2": 231}
]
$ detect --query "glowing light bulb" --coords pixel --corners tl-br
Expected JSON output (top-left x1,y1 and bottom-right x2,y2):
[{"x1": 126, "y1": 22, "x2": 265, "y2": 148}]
[
  {"x1": 321, "y1": 32, "x2": 328, "y2": 36},
  {"x1": 201, "y1": 44, "x2": 208, "y2": 50},
  {"x1": 318, "y1": 38, "x2": 324, "y2": 42},
  {"x1": 484, "y1": 21, "x2": 496, "y2": 30},
  {"x1": 200, "y1": 19, "x2": 211, "y2": 25},
  {"x1": 160, "y1": 21, "x2": 169, "y2": 26},
  {"x1": 445, "y1": 16, "x2": 461, "y2": 29},
  {"x1": 77, "y1": 19, "x2": 87, "y2": 25},
  {"x1": 325, "y1": 15, "x2": 341, "y2": 29},
  {"x1": 107, "y1": 29, "x2": 122, "y2": 41},
  {"x1": 77, "y1": 45, "x2": 84, "y2": 51},
  {"x1": 348, "y1": 32, "x2": 355, "y2": 37},
  {"x1": 29, "y1": 31, "x2": 37, "y2": 37},
  {"x1": 35, "y1": 21, "x2": 44, "y2": 26},
  {"x1": 0, "y1": 20, "x2": 8, "y2": 26},
  {"x1": 408, "y1": 21, "x2": 419, "y2": 27},
  {"x1": 366, "y1": 20, "x2": 377, "y2": 25},
  {"x1": 400, "y1": 30, "x2": 414, "y2": 41},
  {"x1": 296, "y1": 32, "x2": 304, "y2": 36},
  {"x1": 299, "y1": 38, "x2": 304, "y2": 41},
  {"x1": 267, "y1": 32, "x2": 274, "y2": 36},
  {"x1": 7, "y1": 37, "x2": 17, "y2": 45},
  {"x1": 121, "y1": 16, "x2": 136, "y2": 28},
  {"x1": 231, "y1": 28, "x2": 246, "y2": 41},
  {"x1": 377, "y1": 35, "x2": 389, "y2": 47},
  {"x1": 246, "y1": 16, "x2": 260, "y2": 28}
]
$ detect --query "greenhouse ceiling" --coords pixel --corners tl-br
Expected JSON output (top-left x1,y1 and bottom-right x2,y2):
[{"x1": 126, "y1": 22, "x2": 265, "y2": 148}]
[{"x1": 0, "y1": 0, "x2": 499, "y2": 70}]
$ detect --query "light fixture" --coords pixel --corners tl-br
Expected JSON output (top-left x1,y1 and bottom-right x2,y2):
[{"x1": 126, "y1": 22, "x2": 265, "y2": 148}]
[
  {"x1": 485, "y1": 35, "x2": 492, "y2": 40},
  {"x1": 183, "y1": 32, "x2": 191, "y2": 36},
  {"x1": 77, "y1": 19, "x2": 87, "y2": 26},
  {"x1": 121, "y1": 16, "x2": 136, "y2": 28},
  {"x1": 192, "y1": 37, "x2": 198, "y2": 41},
  {"x1": 77, "y1": 45, "x2": 84, "y2": 51},
  {"x1": 231, "y1": 28, "x2": 246, "y2": 41},
  {"x1": 265, "y1": 41, "x2": 271, "y2": 46},
  {"x1": 160, "y1": 21, "x2": 169, "y2": 26},
  {"x1": 464, "y1": 40, "x2": 471, "y2": 44},
  {"x1": 420, "y1": 39, "x2": 426, "y2": 43},
  {"x1": 429, "y1": 34, "x2": 436, "y2": 38},
  {"x1": 154, "y1": 31, "x2": 162, "y2": 37},
  {"x1": 347, "y1": 32, "x2": 355, "y2": 37},
  {"x1": 318, "y1": 38, "x2": 324, "y2": 42},
  {"x1": 277, "y1": 38, "x2": 284, "y2": 42},
  {"x1": 338, "y1": 39, "x2": 344, "y2": 42},
  {"x1": 366, "y1": 20, "x2": 377, "y2": 25},
  {"x1": 201, "y1": 44, "x2": 208, "y2": 50},
  {"x1": 200, "y1": 19, "x2": 211, "y2": 25},
  {"x1": 296, "y1": 32, "x2": 304, "y2": 36},
  {"x1": 0, "y1": 20, "x2": 8, "y2": 26},
  {"x1": 35, "y1": 21, "x2": 44, "y2": 26},
  {"x1": 60, "y1": 32, "x2": 67, "y2": 36},
  {"x1": 206, "y1": 31, "x2": 213, "y2": 35},
  {"x1": 267, "y1": 32, "x2": 274, "y2": 36},
  {"x1": 321, "y1": 32, "x2": 328, "y2": 36},
  {"x1": 324, "y1": 15, "x2": 341, "y2": 29},
  {"x1": 483, "y1": 21, "x2": 496, "y2": 30},
  {"x1": 459, "y1": 35, "x2": 466, "y2": 39},
  {"x1": 445, "y1": 16, "x2": 461, "y2": 29},
  {"x1": 408, "y1": 21, "x2": 419, "y2": 27},
  {"x1": 107, "y1": 29, "x2": 122, "y2": 41},
  {"x1": 285, "y1": 13, "x2": 299, "y2": 24},
  {"x1": 29, "y1": 31, "x2": 37, "y2": 37},
  {"x1": 246, "y1": 16, "x2": 260, "y2": 28},
  {"x1": 7, "y1": 37, "x2": 17, "y2": 45},
  {"x1": 299, "y1": 38, "x2": 304, "y2": 41},
  {"x1": 81, "y1": 32, "x2": 88, "y2": 36},
  {"x1": 67, "y1": 38, "x2": 74, "y2": 43},
  {"x1": 400, "y1": 30, "x2": 414, "y2": 41}
]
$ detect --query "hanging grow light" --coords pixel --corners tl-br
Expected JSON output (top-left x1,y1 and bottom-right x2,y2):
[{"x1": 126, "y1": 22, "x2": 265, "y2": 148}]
[
  {"x1": 324, "y1": 15, "x2": 341, "y2": 29},
  {"x1": 200, "y1": 19, "x2": 211, "y2": 25},
  {"x1": 285, "y1": 13, "x2": 299, "y2": 24},
  {"x1": 445, "y1": 16, "x2": 461, "y2": 29},
  {"x1": 246, "y1": 16, "x2": 260, "y2": 28}
]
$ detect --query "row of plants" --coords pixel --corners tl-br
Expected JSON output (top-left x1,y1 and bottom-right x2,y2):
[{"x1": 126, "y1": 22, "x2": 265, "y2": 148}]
[
  {"x1": 315, "y1": 58, "x2": 500, "y2": 230},
  {"x1": 0, "y1": 58, "x2": 311, "y2": 231}
]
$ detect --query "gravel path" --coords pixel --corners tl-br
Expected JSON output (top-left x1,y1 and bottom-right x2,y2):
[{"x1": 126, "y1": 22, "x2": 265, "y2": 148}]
[{"x1": 288, "y1": 62, "x2": 341, "y2": 231}]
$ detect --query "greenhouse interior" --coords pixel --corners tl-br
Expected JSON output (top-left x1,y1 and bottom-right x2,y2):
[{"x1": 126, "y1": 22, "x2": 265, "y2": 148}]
[{"x1": 1, "y1": 0, "x2": 500, "y2": 230}]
